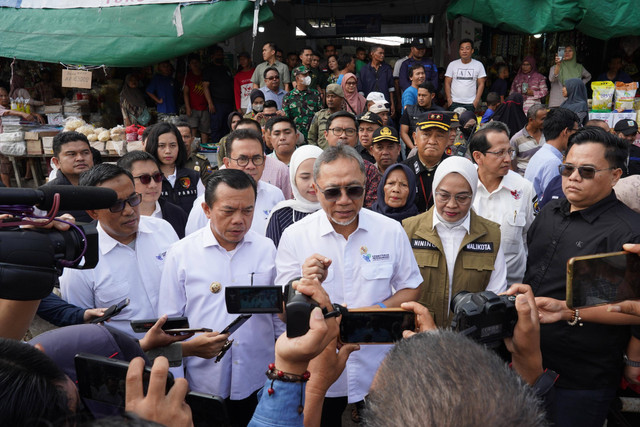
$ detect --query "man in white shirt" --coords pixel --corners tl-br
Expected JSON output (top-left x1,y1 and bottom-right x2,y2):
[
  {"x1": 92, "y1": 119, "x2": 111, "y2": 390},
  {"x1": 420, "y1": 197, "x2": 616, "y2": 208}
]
[
  {"x1": 275, "y1": 144, "x2": 422, "y2": 425},
  {"x1": 60, "y1": 164, "x2": 179, "y2": 340},
  {"x1": 469, "y1": 123, "x2": 536, "y2": 284},
  {"x1": 444, "y1": 39, "x2": 486, "y2": 112},
  {"x1": 158, "y1": 169, "x2": 283, "y2": 426},
  {"x1": 185, "y1": 128, "x2": 284, "y2": 235}
]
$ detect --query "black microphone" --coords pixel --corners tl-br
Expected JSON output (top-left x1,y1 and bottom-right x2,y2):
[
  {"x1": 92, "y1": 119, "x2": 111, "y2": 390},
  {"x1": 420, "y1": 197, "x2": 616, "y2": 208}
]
[{"x1": 0, "y1": 185, "x2": 118, "y2": 211}]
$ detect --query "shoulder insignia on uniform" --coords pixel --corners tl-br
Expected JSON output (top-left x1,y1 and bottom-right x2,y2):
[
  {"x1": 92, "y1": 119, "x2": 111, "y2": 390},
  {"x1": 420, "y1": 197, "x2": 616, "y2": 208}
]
[
  {"x1": 462, "y1": 242, "x2": 494, "y2": 253},
  {"x1": 196, "y1": 153, "x2": 207, "y2": 160},
  {"x1": 179, "y1": 177, "x2": 191, "y2": 189},
  {"x1": 411, "y1": 239, "x2": 438, "y2": 250}
]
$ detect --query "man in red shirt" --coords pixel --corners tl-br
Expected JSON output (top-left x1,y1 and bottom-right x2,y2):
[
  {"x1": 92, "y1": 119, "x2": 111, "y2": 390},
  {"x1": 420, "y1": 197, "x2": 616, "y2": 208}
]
[
  {"x1": 234, "y1": 52, "x2": 254, "y2": 114},
  {"x1": 183, "y1": 55, "x2": 211, "y2": 144}
]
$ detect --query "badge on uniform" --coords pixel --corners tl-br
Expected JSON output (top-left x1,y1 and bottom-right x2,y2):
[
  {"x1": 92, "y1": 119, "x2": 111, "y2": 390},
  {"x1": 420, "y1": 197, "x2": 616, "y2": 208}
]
[
  {"x1": 194, "y1": 165, "x2": 201, "y2": 172},
  {"x1": 180, "y1": 177, "x2": 191, "y2": 189},
  {"x1": 210, "y1": 282, "x2": 222, "y2": 294},
  {"x1": 462, "y1": 242, "x2": 494, "y2": 253},
  {"x1": 411, "y1": 239, "x2": 438, "y2": 250}
]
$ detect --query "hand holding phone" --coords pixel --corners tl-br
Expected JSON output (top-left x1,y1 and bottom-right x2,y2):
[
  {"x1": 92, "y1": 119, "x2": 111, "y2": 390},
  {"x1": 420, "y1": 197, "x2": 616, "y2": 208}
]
[
  {"x1": 90, "y1": 298, "x2": 130, "y2": 324},
  {"x1": 339, "y1": 308, "x2": 416, "y2": 344}
]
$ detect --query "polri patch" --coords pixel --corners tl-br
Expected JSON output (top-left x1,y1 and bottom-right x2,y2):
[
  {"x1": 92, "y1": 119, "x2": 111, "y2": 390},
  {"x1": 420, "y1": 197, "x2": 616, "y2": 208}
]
[
  {"x1": 411, "y1": 239, "x2": 438, "y2": 250},
  {"x1": 462, "y1": 242, "x2": 494, "y2": 253}
]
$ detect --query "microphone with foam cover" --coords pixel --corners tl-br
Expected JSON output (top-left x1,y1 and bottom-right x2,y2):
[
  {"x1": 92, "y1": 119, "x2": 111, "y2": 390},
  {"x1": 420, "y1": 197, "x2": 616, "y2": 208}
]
[{"x1": 0, "y1": 185, "x2": 118, "y2": 211}]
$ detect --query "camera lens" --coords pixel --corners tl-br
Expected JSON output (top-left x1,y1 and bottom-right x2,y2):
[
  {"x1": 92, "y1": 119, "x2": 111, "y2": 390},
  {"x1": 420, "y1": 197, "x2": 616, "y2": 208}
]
[{"x1": 450, "y1": 291, "x2": 471, "y2": 314}]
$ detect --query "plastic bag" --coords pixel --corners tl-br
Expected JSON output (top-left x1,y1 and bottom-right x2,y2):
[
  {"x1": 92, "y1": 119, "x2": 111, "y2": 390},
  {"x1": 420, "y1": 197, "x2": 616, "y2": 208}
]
[
  {"x1": 615, "y1": 82, "x2": 638, "y2": 112},
  {"x1": 591, "y1": 81, "x2": 615, "y2": 112},
  {"x1": 0, "y1": 141, "x2": 26, "y2": 156}
]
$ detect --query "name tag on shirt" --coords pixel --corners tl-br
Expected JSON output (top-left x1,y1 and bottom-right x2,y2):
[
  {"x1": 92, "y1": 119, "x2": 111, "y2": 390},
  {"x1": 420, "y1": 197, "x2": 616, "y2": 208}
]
[
  {"x1": 462, "y1": 242, "x2": 494, "y2": 253},
  {"x1": 411, "y1": 239, "x2": 438, "y2": 250}
]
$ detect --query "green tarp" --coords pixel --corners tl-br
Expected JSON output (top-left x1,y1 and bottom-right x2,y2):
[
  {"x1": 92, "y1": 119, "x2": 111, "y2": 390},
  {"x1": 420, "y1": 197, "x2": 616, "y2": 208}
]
[
  {"x1": 0, "y1": 0, "x2": 273, "y2": 67},
  {"x1": 447, "y1": 0, "x2": 640, "y2": 40}
]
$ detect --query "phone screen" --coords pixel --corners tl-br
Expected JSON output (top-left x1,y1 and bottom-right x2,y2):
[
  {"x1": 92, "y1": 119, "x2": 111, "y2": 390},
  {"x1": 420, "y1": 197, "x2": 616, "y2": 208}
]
[
  {"x1": 220, "y1": 314, "x2": 252, "y2": 335},
  {"x1": 225, "y1": 286, "x2": 283, "y2": 313},
  {"x1": 558, "y1": 46, "x2": 565, "y2": 60},
  {"x1": 339, "y1": 310, "x2": 415, "y2": 344},
  {"x1": 74, "y1": 353, "x2": 174, "y2": 412},
  {"x1": 568, "y1": 252, "x2": 640, "y2": 308}
]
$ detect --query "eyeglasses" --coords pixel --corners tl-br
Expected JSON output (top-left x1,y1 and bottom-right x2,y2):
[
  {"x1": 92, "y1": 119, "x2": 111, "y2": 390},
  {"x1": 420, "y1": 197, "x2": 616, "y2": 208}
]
[
  {"x1": 229, "y1": 155, "x2": 265, "y2": 167},
  {"x1": 133, "y1": 172, "x2": 164, "y2": 185},
  {"x1": 315, "y1": 183, "x2": 365, "y2": 201},
  {"x1": 485, "y1": 148, "x2": 516, "y2": 160},
  {"x1": 263, "y1": 113, "x2": 277, "y2": 118},
  {"x1": 434, "y1": 191, "x2": 472, "y2": 205},
  {"x1": 109, "y1": 193, "x2": 143, "y2": 213},
  {"x1": 265, "y1": 76, "x2": 280, "y2": 80},
  {"x1": 558, "y1": 163, "x2": 615, "y2": 179},
  {"x1": 328, "y1": 127, "x2": 357, "y2": 137}
]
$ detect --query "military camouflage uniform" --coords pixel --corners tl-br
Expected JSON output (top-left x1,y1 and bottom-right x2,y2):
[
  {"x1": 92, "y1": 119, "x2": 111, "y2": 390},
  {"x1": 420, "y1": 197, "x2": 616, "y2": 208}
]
[
  {"x1": 282, "y1": 88, "x2": 322, "y2": 142},
  {"x1": 184, "y1": 152, "x2": 215, "y2": 184},
  {"x1": 307, "y1": 108, "x2": 337, "y2": 150}
]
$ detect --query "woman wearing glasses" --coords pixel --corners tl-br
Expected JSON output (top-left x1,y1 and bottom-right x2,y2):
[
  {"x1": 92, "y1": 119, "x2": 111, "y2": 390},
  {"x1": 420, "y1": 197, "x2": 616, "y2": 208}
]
[
  {"x1": 266, "y1": 145, "x2": 323, "y2": 247},
  {"x1": 341, "y1": 73, "x2": 366, "y2": 115},
  {"x1": 117, "y1": 150, "x2": 188, "y2": 238},
  {"x1": 145, "y1": 122, "x2": 205, "y2": 215},
  {"x1": 403, "y1": 156, "x2": 508, "y2": 327}
]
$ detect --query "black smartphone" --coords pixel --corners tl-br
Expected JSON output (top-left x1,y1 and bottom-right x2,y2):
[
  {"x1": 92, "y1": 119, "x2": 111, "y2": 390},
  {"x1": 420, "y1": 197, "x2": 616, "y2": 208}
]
[
  {"x1": 164, "y1": 327, "x2": 213, "y2": 334},
  {"x1": 90, "y1": 298, "x2": 130, "y2": 324},
  {"x1": 220, "y1": 314, "x2": 252, "y2": 335},
  {"x1": 339, "y1": 309, "x2": 416, "y2": 344},
  {"x1": 567, "y1": 251, "x2": 640, "y2": 308},
  {"x1": 74, "y1": 353, "x2": 175, "y2": 410},
  {"x1": 130, "y1": 316, "x2": 189, "y2": 333},
  {"x1": 225, "y1": 286, "x2": 283, "y2": 313},
  {"x1": 186, "y1": 391, "x2": 230, "y2": 427}
]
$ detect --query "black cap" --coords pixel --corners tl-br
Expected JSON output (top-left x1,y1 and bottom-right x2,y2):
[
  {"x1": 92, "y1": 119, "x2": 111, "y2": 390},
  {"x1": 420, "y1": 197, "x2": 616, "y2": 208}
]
[
  {"x1": 614, "y1": 119, "x2": 638, "y2": 136},
  {"x1": 372, "y1": 126, "x2": 399, "y2": 144},
  {"x1": 417, "y1": 112, "x2": 451, "y2": 131},
  {"x1": 357, "y1": 111, "x2": 383, "y2": 127},
  {"x1": 410, "y1": 38, "x2": 427, "y2": 49}
]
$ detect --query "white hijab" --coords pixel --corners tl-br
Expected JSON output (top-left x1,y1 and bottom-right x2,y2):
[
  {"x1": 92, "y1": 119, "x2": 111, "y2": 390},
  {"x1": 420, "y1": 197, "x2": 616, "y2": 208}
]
[
  {"x1": 267, "y1": 145, "x2": 323, "y2": 222},
  {"x1": 431, "y1": 156, "x2": 478, "y2": 227}
]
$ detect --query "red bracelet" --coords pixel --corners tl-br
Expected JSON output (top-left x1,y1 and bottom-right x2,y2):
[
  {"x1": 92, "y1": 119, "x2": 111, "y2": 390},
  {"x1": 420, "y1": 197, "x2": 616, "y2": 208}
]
[{"x1": 265, "y1": 363, "x2": 310, "y2": 414}]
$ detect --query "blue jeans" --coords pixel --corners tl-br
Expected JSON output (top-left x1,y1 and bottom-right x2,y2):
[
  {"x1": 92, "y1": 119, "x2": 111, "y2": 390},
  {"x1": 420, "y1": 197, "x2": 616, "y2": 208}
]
[{"x1": 552, "y1": 387, "x2": 617, "y2": 427}]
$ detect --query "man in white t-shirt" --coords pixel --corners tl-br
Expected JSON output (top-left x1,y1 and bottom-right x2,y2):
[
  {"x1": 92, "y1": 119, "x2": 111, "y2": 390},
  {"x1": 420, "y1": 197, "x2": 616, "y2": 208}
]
[{"x1": 444, "y1": 39, "x2": 486, "y2": 112}]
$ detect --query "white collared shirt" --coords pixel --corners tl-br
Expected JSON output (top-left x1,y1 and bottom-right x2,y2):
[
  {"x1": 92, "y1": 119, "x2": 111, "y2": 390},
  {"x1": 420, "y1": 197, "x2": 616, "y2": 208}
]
[
  {"x1": 432, "y1": 211, "x2": 508, "y2": 313},
  {"x1": 473, "y1": 170, "x2": 536, "y2": 284},
  {"x1": 60, "y1": 216, "x2": 179, "y2": 338},
  {"x1": 184, "y1": 180, "x2": 285, "y2": 236},
  {"x1": 158, "y1": 226, "x2": 283, "y2": 400},
  {"x1": 151, "y1": 200, "x2": 163, "y2": 218},
  {"x1": 276, "y1": 208, "x2": 422, "y2": 403}
]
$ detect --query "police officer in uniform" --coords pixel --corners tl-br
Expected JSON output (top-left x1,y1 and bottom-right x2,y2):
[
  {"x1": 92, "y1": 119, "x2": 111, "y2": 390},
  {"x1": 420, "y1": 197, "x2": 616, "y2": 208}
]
[
  {"x1": 403, "y1": 156, "x2": 507, "y2": 326},
  {"x1": 176, "y1": 121, "x2": 215, "y2": 184}
]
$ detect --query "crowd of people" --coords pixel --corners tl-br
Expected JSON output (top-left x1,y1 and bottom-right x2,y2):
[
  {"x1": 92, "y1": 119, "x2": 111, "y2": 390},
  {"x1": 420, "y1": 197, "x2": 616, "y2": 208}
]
[{"x1": 3, "y1": 37, "x2": 640, "y2": 427}]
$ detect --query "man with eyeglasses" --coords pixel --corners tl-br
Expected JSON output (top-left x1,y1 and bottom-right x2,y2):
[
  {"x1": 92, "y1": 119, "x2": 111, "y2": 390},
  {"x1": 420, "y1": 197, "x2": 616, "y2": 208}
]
[
  {"x1": 117, "y1": 151, "x2": 187, "y2": 238},
  {"x1": 324, "y1": 111, "x2": 381, "y2": 207},
  {"x1": 308, "y1": 83, "x2": 345, "y2": 150},
  {"x1": 260, "y1": 67, "x2": 287, "y2": 110},
  {"x1": 185, "y1": 128, "x2": 284, "y2": 236},
  {"x1": 469, "y1": 123, "x2": 536, "y2": 285},
  {"x1": 283, "y1": 66, "x2": 322, "y2": 143},
  {"x1": 275, "y1": 144, "x2": 422, "y2": 425},
  {"x1": 525, "y1": 107, "x2": 580, "y2": 199},
  {"x1": 523, "y1": 127, "x2": 640, "y2": 427},
  {"x1": 60, "y1": 164, "x2": 179, "y2": 339}
]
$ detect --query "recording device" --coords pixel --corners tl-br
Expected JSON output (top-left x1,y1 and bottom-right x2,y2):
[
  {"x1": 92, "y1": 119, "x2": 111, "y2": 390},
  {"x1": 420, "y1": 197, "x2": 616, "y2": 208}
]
[
  {"x1": 566, "y1": 251, "x2": 640, "y2": 309},
  {"x1": 558, "y1": 46, "x2": 565, "y2": 60},
  {"x1": 91, "y1": 298, "x2": 130, "y2": 324},
  {"x1": 339, "y1": 308, "x2": 416, "y2": 344},
  {"x1": 0, "y1": 185, "x2": 118, "y2": 300},
  {"x1": 450, "y1": 291, "x2": 517, "y2": 347},
  {"x1": 130, "y1": 316, "x2": 189, "y2": 333},
  {"x1": 225, "y1": 286, "x2": 283, "y2": 313},
  {"x1": 220, "y1": 314, "x2": 252, "y2": 335},
  {"x1": 75, "y1": 354, "x2": 230, "y2": 426}
]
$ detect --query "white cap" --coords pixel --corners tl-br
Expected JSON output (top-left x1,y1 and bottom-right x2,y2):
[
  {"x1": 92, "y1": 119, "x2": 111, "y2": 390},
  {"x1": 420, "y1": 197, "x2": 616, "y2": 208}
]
[
  {"x1": 366, "y1": 92, "x2": 386, "y2": 103},
  {"x1": 370, "y1": 101, "x2": 390, "y2": 113}
]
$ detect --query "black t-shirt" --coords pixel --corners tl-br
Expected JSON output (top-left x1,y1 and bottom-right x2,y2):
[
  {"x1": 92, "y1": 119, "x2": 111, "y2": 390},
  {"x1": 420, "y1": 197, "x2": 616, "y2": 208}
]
[
  {"x1": 525, "y1": 193, "x2": 640, "y2": 389},
  {"x1": 489, "y1": 78, "x2": 508, "y2": 97},
  {"x1": 628, "y1": 144, "x2": 640, "y2": 176},
  {"x1": 400, "y1": 104, "x2": 445, "y2": 136},
  {"x1": 202, "y1": 64, "x2": 234, "y2": 103},
  {"x1": 402, "y1": 153, "x2": 448, "y2": 213}
]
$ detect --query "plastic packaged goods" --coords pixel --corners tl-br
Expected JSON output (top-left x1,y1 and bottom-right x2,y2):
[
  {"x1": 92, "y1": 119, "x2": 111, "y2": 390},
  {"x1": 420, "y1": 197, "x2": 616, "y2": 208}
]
[
  {"x1": 591, "y1": 81, "x2": 615, "y2": 112},
  {"x1": 614, "y1": 82, "x2": 638, "y2": 112}
]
